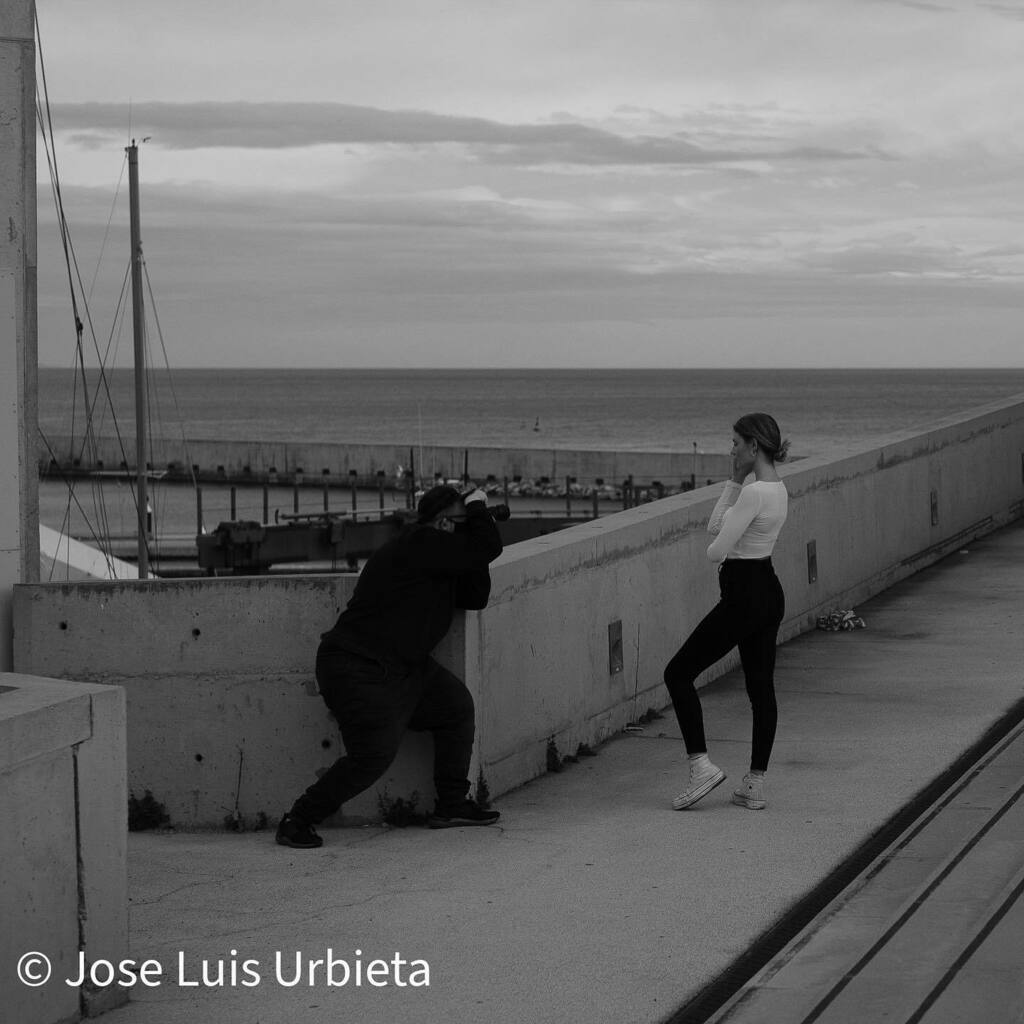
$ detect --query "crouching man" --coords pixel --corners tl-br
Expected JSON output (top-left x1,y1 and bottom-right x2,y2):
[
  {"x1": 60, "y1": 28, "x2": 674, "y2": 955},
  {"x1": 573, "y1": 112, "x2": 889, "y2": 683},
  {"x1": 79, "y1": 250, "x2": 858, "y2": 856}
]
[{"x1": 276, "y1": 484, "x2": 504, "y2": 848}]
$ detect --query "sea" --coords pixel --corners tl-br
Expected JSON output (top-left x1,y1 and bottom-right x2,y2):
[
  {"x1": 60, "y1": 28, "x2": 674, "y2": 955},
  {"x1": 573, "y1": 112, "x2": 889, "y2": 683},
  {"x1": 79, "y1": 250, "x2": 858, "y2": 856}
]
[
  {"x1": 37, "y1": 366, "x2": 1024, "y2": 458},
  {"x1": 36, "y1": 366, "x2": 1024, "y2": 546}
]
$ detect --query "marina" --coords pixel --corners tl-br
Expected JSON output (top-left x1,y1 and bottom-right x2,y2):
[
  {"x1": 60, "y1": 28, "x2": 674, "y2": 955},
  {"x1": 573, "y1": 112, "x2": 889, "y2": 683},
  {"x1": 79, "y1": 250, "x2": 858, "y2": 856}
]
[{"x1": 39, "y1": 471, "x2": 681, "y2": 577}]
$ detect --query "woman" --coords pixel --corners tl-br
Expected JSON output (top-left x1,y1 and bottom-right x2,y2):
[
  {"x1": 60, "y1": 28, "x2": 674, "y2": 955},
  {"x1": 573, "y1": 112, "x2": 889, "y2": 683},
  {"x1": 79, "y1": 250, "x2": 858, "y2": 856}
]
[{"x1": 664, "y1": 413, "x2": 789, "y2": 811}]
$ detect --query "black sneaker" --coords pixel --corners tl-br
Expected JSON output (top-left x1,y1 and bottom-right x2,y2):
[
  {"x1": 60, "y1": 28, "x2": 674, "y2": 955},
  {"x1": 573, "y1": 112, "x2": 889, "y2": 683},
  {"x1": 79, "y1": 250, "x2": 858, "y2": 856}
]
[
  {"x1": 427, "y1": 801, "x2": 501, "y2": 829},
  {"x1": 275, "y1": 813, "x2": 323, "y2": 848}
]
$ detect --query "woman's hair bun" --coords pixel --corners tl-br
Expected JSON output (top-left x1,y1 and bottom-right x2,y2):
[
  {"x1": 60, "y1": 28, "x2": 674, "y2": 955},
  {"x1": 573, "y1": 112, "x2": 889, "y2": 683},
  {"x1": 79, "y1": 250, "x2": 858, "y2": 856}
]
[{"x1": 733, "y1": 412, "x2": 790, "y2": 463}]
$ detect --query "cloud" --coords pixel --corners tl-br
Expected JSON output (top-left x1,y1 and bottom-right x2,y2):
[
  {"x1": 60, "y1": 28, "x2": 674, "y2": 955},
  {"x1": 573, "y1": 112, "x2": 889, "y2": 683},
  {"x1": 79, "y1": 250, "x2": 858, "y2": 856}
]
[
  {"x1": 805, "y1": 244, "x2": 969, "y2": 277},
  {"x1": 877, "y1": 0, "x2": 955, "y2": 11},
  {"x1": 980, "y1": 3, "x2": 1024, "y2": 20},
  {"x1": 51, "y1": 101, "x2": 874, "y2": 167}
]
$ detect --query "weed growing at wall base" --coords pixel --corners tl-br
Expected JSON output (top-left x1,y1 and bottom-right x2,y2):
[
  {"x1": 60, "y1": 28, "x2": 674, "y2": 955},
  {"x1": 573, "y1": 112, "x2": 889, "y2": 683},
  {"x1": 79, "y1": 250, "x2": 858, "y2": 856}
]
[
  {"x1": 128, "y1": 790, "x2": 170, "y2": 831},
  {"x1": 475, "y1": 768, "x2": 491, "y2": 809},
  {"x1": 377, "y1": 789, "x2": 426, "y2": 827}
]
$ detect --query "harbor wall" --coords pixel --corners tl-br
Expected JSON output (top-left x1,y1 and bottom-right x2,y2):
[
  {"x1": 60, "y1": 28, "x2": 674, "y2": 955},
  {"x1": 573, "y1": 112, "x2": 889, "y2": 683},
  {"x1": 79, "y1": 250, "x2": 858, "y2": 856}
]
[
  {"x1": 13, "y1": 396, "x2": 1024, "y2": 827},
  {"x1": 40, "y1": 434, "x2": 733, "y2": 488}
]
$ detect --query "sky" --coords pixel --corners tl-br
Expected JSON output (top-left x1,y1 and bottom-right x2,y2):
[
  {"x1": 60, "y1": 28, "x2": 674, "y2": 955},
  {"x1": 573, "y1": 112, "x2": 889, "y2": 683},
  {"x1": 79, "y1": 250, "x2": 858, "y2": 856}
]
[{"x1": 32, "y1": 0, "x2": 1024, "y2": 369}]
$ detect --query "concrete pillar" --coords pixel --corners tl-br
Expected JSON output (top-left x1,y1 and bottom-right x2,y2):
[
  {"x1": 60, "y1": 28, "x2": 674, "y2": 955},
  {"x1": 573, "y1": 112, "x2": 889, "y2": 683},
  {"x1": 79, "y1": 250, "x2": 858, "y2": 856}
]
[
  {"x1": 0, "y1": 0, "x2": 39, "y2": 670},
  {"x1": 1, "y1": 674, "x2": 130, "y2": 1022}
]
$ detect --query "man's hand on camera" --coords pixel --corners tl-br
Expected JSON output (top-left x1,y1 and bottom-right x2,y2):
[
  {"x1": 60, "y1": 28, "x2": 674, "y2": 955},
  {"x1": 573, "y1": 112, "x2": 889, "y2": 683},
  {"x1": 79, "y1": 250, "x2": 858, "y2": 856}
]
[{"x1": 462, "y1": 488, "x2": 488, "y2": 506}]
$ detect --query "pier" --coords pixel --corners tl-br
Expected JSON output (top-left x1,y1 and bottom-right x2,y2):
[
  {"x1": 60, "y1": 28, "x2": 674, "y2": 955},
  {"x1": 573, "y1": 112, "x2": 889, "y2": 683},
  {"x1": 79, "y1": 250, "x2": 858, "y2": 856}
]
[
  {"x1": 40, "y1": 438, "x2": 734, "y2": 575},
  {"x1": 39, "y1": 434, "x2": 734, "y2": 493}
]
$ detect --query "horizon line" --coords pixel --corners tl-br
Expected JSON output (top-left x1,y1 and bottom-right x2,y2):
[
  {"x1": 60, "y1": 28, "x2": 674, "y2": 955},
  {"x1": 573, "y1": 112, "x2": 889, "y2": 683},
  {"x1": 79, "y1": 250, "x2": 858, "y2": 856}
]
[{"x1": 38, "y1": 364, "x2": 1024, "y2": 372}]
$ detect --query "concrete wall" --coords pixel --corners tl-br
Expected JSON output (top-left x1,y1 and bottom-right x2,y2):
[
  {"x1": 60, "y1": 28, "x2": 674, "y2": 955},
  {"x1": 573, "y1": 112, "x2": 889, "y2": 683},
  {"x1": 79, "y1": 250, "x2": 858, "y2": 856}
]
[
  {"x1": 475, "y1": 396, "x2": 1024, "y2": 794},
  {"x1": 42, "y1": 434, "x2": 732, "y2": 489},
  {"x1": 10, "y1": 574, "x2": 450, "y2": 826},
  {"x1": 0, "y1": 673, "x2": 129, "y2": 1022},
  {"x1": 1, "y1": 0, "x2": 40, "y2": 671},
  {"x1": 12, "y1": 396, "x2": 1024, "y2": 827}
]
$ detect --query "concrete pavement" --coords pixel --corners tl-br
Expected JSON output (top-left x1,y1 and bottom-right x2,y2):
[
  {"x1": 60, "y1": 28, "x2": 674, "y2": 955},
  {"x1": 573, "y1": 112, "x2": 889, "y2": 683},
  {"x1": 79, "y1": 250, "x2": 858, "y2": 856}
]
[{"x1": 93, "y1": 518, "x2": 1024, "y2": 1024}]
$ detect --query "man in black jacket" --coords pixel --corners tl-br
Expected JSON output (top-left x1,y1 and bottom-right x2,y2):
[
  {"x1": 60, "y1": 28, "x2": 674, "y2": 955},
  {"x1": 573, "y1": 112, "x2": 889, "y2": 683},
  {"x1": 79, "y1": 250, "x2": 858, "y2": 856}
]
[{"x1": 277, "y1": 484, "x2": 504, "y2": 848}]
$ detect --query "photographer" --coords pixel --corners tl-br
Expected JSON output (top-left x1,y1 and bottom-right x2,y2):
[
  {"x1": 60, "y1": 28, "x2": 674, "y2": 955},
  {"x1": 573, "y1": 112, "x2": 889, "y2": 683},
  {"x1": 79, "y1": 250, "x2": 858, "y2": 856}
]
[{"x1": 277, "y1": 484, "x2": 504, "y2": 848}]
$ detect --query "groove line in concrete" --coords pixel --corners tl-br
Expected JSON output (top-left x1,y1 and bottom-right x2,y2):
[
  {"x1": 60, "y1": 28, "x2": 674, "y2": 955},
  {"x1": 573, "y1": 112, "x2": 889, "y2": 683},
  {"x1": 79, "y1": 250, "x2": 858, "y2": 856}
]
[{"x1": 672, "y1": 713, "x2": 1024, "y2": 1024}]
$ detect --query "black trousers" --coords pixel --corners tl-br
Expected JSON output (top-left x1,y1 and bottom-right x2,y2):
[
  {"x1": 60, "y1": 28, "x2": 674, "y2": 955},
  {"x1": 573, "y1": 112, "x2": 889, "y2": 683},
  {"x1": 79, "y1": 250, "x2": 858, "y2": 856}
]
[
  {"x1": 291, "y1": 643, "x2": 475, "y2": 824},
  {"x1": 664, "y1": 558, "x2": 785, "y2": 772}
]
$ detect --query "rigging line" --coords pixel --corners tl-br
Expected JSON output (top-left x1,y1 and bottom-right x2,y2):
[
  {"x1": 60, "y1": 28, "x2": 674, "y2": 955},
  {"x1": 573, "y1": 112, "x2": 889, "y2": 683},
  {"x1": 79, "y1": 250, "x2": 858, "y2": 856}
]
[
  {"x1": 36, "y1": 12, "x2": 136, "y2": 568},
  {"x1": 68, "y1": 262, "x2": 134, "y2": 558},
  {"x1": 100, "y1": 266, "x2": 152, "y2": 562},
  {"x1": 80, "y1": 279, "x2": 137, "y2": 564},
  {"x1": 88, "y1": 154, "x2": 128, "y2": 304},
  {"x1": 108, "y1": 264, "x2": 155, "y2": 565},
  {"x1": 65, "y1": 246, "x2": 148, "y2": 562},
  {"x1": 39, "y1": 102, "x2": 127, "y2": 469},
  {"x1": 37, "y1": 26, "x2": 150, "y2": 570},
  {"x1": 36, "y1": 14, "x2": 102, "y2": 470},
  {"x1": 36, "y1": 431, "x2": 126, "y2": 578},
  {"x1": 34, "y1": 17, "x2": 92, "y2": 479},
  {"x1": 70, "y1": 264, "x2": 133, "y2": 551},
  {"x1": 139, "y1": 284, "x2": 181, "y2": 553},
  {"x1": 141, "y1": 302, "x2": 163, "y2": 545},
  {"x1": 143, "y1": 260, "x2": 201, "y2": 492},
  {"x1": 39, "y1": 410, "x2": 117, "y2": 563},
  {"x1": 67, "y1": 267, "x2": 131, "y2": 556},
  {"x1": 74, "y1": 260, "x2": 133, "y2": 462},
  {"x1": 34, "y1": 13, "x2": 80, "y2": 328},
  {"x1": 35, "y1": 79, "x2": 89, "y2": 466},
  {"x1": 36, "y1": 29, "x2": 107, "y2": 549},
  {"x1": 65, "y1": 201, "x2": 132, "y2": 443},
  {"x1": 35, "y1": 75, "x2": 125, "y2": 486}
]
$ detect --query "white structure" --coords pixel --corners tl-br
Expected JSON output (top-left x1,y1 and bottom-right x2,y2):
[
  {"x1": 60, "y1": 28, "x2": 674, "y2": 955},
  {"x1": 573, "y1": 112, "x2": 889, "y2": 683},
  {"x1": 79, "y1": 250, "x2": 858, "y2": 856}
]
[
  {"x1": 39, "y1": 524, "x2": 139, "y2": 581},
  {"x1": 0, "y1": 0, "x2": 39, "y2": 670}
]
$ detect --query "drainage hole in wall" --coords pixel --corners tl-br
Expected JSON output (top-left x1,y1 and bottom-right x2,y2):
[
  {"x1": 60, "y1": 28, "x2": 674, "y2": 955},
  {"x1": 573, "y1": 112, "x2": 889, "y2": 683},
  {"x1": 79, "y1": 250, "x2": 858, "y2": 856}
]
[
  {"x1": 191, "y1": 628, "x2": 201, "y2": 638},
  {"x1": 194, "y1": 753, "x2": 204, "y2": 762},
  {"x1": 59, "y1": 621, "x2": 68, "y2": 630}
]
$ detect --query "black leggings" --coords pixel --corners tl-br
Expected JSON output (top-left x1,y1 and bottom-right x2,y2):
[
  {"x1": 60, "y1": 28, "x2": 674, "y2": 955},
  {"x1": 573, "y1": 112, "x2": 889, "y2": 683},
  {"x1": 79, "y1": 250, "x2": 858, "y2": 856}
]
[{"x1": 664, "y1": 558, "x2": 785, "y2": 772}]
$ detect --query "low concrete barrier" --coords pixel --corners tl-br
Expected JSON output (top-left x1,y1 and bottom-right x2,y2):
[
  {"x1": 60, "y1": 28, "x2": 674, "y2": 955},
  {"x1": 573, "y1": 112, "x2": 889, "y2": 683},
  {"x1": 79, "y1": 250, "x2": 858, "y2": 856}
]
[
  {"x1": 0, "y1": 674, "x2": 128, "y2": 1022},
  {"x1": 13, "y1": 396, "x2": 1024, "y2": 827}
]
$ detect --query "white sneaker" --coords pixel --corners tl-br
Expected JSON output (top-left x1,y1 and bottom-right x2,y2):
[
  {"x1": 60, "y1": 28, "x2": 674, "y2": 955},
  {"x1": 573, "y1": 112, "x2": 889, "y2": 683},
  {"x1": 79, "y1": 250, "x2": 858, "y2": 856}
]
[
  {"x1": 672, "y1": 759, "x2": 726, "y2": 810},
  {"x1": 732, "y1": 773, "x2": 766, "y2": 810}
]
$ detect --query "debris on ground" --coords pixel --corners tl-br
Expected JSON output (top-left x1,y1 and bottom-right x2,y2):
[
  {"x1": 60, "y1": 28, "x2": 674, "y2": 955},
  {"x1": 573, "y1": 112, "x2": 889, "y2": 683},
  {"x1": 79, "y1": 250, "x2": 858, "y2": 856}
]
[{"x1": 816, "y1": 609, "x2": 866, "y2": 631}]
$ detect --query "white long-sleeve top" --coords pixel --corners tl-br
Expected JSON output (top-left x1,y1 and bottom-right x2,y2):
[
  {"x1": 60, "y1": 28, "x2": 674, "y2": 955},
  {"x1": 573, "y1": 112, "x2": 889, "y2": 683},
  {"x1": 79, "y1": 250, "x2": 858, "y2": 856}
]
[{"x1": 706, "y1": 479, "x2": 788, "y2": 563}]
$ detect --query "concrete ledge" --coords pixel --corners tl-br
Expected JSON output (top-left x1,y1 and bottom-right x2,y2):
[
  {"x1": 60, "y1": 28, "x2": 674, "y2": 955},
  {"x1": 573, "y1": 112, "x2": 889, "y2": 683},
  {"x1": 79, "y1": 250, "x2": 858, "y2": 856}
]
[
  {"x1": 0, "y1": 679, "x2": 92, "y2": 771},
  {"x1": 0, "y1": 673, "x2": 129, "y2": 1023}
]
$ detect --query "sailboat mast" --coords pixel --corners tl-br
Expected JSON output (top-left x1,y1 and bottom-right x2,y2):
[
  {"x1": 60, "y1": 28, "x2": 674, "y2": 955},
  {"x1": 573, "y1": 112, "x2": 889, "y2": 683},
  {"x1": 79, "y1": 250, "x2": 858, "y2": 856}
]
[{"x1": 127, "y1": 141, "x2": 149, "y2": 578}]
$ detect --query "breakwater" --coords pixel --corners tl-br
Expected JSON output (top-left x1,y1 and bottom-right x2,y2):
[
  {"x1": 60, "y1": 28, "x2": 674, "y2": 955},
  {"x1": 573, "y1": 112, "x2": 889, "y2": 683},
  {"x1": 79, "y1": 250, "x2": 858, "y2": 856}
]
[{"x1": 40, "y1": 435, "x2": 733, "y2": 490}]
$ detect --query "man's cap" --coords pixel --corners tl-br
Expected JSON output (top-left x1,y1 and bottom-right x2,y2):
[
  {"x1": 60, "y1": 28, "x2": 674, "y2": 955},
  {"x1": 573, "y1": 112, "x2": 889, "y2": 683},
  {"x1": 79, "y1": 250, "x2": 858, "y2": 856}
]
[{"x1": 416, "y1": 484, "x2": 462, "y2": 523}]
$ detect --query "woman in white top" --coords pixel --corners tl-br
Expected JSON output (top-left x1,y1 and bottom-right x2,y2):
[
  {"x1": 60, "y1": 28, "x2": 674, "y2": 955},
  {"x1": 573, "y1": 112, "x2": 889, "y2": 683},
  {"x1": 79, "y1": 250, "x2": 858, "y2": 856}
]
[{"x1": 664, "y1": 413, "x2": 789, "y2": 812}]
